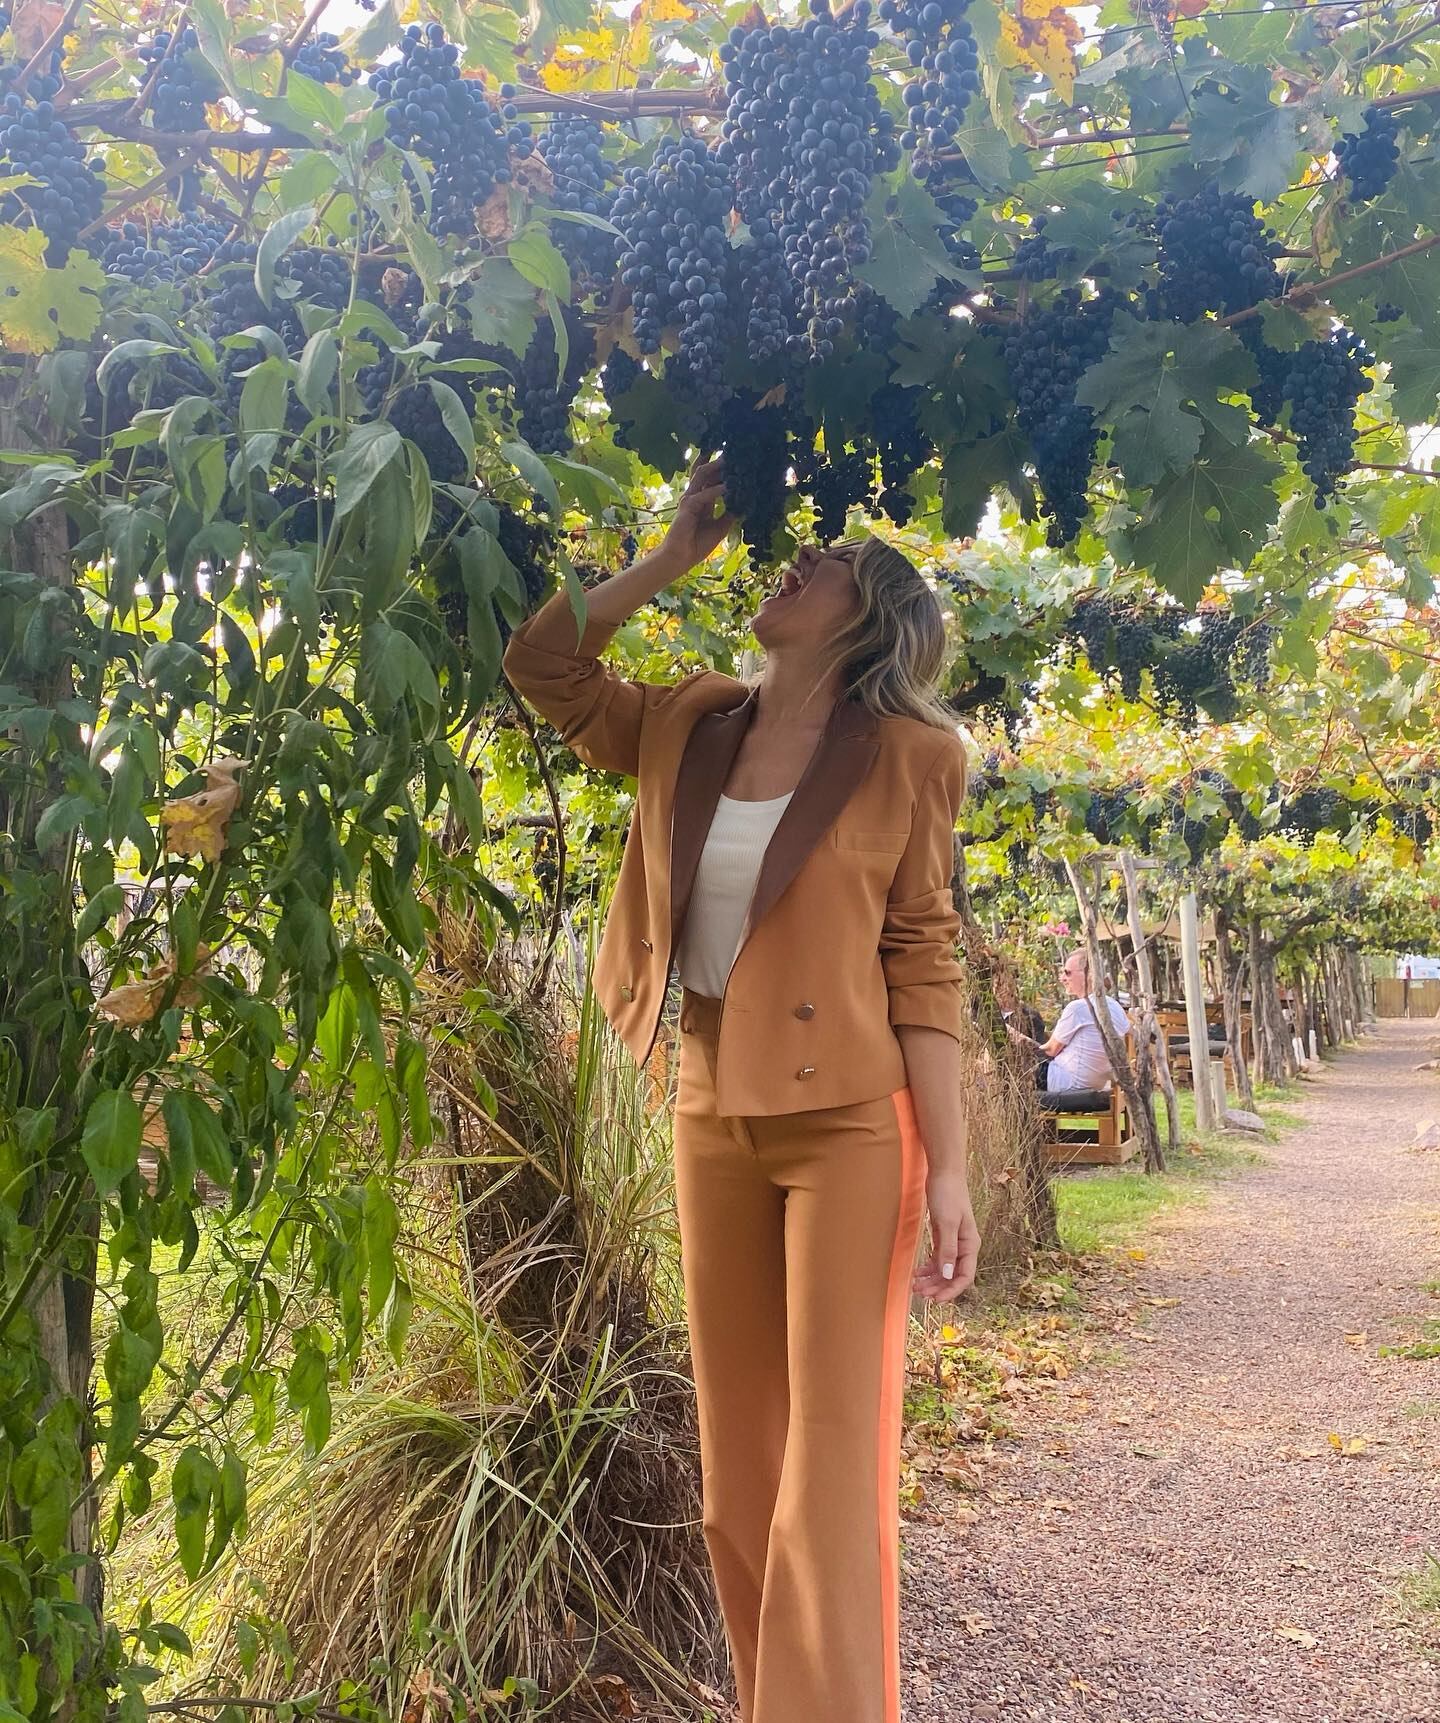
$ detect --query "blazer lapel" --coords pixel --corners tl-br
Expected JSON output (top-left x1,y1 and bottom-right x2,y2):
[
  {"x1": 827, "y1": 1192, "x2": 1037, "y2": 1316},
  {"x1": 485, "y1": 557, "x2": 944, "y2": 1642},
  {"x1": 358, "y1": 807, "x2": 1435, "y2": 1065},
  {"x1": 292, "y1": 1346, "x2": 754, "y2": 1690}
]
[
  {"x1": 667, "y1": 687, "x2": 758, "y2": 957},
  {"x1": 737, "y1": 697, "x2": 880, "y2": 950}
]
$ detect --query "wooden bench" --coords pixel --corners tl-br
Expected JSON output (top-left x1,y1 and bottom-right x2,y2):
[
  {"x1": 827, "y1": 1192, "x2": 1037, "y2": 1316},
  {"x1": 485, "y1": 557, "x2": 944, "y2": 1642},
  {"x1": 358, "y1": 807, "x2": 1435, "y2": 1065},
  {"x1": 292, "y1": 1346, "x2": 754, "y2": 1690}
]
[{"x1": 1039, "y1": 1033, "x2": 1136, "y2": 1168}]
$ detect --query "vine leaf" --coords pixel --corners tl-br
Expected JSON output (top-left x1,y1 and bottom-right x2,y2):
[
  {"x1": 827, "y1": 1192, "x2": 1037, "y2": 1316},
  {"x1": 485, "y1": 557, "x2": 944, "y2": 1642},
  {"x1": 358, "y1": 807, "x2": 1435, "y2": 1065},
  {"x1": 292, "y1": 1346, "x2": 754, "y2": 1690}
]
[
  {"x1": 996, "y1": 0, "x2": 1082, "y2": 101},
  {"x1": 0, "y1": 232, "x2": 104, "y2": 355},
  {"x1": 856, "y1": 173, "x2": 957, "y2": 318},
  {"x1": 1379, "y1": 325, "x2": 1440, "y2": 422},
  {"x1": 1123, "y1": 429, "x2": 1281, "y2": 604},
  {"x1": 1077, "y1": 316, "x2": 1256, "y2": 487},
  {"x1": 1188, "y1": 64, "x2": 1310, "y2": 202}
]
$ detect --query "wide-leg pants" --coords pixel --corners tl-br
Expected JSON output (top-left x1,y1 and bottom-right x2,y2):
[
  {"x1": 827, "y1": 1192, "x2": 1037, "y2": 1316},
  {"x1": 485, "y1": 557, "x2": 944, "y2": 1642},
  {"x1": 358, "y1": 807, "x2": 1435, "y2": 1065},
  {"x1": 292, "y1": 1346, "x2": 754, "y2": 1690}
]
[{"x1": 672, "y1": 990, "x2": 928, "y2": 1723}]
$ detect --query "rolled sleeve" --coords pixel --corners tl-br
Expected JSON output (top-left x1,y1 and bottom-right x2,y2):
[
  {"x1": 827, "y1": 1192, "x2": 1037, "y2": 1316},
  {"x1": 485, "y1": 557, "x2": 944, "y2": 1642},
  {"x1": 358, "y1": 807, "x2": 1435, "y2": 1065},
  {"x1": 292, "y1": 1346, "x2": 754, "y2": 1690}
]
[
  {"x1": 881, "y1": 733, "x2": 967, "y2": 1039},
  {"x1": 502, "y1": 598, "x2": 652, "y2": 777}
]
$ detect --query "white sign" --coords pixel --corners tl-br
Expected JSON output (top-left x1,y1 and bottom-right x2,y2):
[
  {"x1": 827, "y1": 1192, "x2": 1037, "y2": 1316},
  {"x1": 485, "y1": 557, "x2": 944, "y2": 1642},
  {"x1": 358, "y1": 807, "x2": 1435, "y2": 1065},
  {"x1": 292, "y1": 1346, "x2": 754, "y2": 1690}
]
[{"x1": 1397, "y1": 955, "x2": 1440, "y2": 980}]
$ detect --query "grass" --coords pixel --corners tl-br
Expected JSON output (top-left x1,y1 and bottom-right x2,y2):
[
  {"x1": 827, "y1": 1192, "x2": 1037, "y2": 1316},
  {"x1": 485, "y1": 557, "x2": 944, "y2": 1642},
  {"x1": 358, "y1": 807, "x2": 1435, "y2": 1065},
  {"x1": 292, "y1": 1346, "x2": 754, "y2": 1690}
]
[{"x1": 1397, "y1": 1552, "x2": 1440, "y2": 1643}]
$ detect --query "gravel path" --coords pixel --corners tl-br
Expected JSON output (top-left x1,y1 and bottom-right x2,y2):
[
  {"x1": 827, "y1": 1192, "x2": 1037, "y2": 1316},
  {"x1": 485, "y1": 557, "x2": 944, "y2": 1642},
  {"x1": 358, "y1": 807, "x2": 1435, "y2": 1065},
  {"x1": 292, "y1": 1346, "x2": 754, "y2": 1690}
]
[{"x1": 903, "y1": 1019, "x2": 1440, "y2": 1723}]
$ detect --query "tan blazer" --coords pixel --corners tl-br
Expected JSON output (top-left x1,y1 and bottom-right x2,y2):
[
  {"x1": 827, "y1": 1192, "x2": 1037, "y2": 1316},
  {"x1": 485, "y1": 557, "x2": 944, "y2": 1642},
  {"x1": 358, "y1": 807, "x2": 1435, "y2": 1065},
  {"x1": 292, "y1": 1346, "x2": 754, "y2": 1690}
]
[{"x1": 503, "y1": 598, "x2": 968, "y2": 1116}]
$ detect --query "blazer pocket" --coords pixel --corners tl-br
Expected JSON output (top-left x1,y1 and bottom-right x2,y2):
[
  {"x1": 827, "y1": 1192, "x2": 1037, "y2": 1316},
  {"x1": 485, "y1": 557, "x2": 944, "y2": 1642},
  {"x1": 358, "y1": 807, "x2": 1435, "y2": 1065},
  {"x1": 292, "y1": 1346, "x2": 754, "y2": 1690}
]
[{"x1": 833, "y1": 829, "x2": 909, "y2": 854}]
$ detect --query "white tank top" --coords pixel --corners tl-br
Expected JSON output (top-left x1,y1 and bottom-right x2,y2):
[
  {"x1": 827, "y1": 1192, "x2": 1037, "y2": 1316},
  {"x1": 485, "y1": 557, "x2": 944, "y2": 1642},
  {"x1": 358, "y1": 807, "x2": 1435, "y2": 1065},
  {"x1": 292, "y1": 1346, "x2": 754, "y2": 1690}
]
[{"x1": 676, "y1": 791, "x2": 794, "y2": 999}]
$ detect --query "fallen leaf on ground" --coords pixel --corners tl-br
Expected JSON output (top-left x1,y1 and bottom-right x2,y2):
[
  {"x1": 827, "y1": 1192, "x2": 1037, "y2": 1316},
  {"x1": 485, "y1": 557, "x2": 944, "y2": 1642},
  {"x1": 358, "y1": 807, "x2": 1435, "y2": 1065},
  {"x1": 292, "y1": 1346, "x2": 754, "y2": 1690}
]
[
  {"x1": 1343, "y1": 1331, "x2": 1368, "y2": 1346},
  {"x1": 1276, "y1": 1624, "x2": 1318, "y2": 1649}
]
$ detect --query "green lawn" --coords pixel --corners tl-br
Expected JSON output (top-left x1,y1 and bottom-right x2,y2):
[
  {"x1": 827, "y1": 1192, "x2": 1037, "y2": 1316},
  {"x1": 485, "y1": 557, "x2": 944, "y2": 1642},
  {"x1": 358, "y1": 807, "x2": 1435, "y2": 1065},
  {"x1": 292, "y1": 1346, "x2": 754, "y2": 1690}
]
[{"x1": 1052, "y1": 1079, "x2": 1301, "y2": 1258}]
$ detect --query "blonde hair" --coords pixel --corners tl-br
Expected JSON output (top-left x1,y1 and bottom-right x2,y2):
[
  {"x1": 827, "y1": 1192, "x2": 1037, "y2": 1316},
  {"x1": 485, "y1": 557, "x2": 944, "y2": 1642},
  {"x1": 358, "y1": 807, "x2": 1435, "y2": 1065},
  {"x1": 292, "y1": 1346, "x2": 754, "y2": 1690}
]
[{"x1": 818, "y1": 536, "x2": 956, "y2": 731}]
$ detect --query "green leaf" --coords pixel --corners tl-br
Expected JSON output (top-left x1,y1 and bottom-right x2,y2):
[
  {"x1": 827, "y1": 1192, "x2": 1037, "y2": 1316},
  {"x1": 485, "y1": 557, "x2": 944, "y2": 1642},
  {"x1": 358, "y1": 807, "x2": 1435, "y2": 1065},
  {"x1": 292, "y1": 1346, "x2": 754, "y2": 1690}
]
[
  {"x1": 466, "y1": 258, "x2": 538, "y2": 354},
  {"x1": 940, "y1": 428, "x2": 1033, "y2": 538},
  {"x1": 279, "y1": 70, "x2": 347, "y2": 133},
  {"x1": 1382, "y1": 325, "x2": 1440, "y2": 421},
  {"x1": 172, "y1": 1447, "x2": 218, "y2": 1580},
  {"x1": 334, "y1": 421, "x2": 402, "y2": 518},
  {"x1": 500, "y1": 439, "x2": 561, "y2": 513},
  {"x1": 427, "y1": 380, "x2": 476, "y2": 475},
  {"x1": 296, "y1": 329, "x2": 338, "y2": 419},
  {"x1": 343, "y1": 0, "x2": 398, "y2": 61},
  {"x1": 508, "y1": 224, "x2": 571, "y2": 300},
  {"x1": 96, "y1": 339, "x2": 181, "y2": 393},
  {"x1": 1188, "y1": 64, "x2": 1305, "y2": 201},
  {"x1": 77, "y1": 881, "x2": 126, "y2": 942},
  {"x1": 239, "y1": 357, "x2": 289, "y2": 443},
  {"x1": 1124, "y1": 431, "x2": 1282, "y2": 603},
  {"x1": 855, "y1": 172, "x2": 959, "y2": 319},
  {"x1": 254, "y1": 205, "x2": 317, "y2": 310},
  {"x1": 82, "y1": 1089, "x2": 142, "y2": 1197}
]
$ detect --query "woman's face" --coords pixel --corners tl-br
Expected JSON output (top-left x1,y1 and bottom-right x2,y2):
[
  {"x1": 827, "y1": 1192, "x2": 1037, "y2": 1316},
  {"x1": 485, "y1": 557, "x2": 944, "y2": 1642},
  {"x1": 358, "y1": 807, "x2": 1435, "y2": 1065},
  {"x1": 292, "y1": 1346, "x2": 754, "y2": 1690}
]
[{"x1": 752, "y1": 542, "x2": 860, "y2": 651}]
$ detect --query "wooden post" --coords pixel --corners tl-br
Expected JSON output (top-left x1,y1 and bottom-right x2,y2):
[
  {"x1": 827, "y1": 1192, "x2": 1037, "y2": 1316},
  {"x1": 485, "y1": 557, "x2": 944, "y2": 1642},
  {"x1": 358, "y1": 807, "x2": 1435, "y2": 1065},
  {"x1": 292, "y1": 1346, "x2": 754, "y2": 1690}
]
[{"x1": 1179, "y1": 891, "x2": 1216, "y2": 1132}]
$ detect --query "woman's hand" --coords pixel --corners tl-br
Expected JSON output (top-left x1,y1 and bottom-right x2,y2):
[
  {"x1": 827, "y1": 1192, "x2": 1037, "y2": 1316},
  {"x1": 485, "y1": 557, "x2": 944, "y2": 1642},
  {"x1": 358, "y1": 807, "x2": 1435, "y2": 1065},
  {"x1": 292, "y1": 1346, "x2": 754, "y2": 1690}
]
[
  {"x1": 658, "y1": 457, "x2": 735, "y2": 575},
  {"x1": 913, "y1": 1166, "x2": 981, "y2": 1304}
]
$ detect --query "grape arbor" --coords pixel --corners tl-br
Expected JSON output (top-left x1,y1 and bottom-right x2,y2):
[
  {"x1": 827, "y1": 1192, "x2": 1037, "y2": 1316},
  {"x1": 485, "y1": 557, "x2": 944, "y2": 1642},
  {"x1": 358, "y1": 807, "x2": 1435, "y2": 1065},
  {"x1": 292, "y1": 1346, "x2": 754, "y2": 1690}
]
[{"x1": 3, "y1": 0, "x2": 1440, "y2": 1712}]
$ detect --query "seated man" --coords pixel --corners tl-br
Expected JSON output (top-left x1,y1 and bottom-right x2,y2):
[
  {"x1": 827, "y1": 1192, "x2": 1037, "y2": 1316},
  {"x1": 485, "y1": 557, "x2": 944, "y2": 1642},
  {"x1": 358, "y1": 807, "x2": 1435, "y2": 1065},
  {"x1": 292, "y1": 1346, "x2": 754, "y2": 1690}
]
[{"x1": 1009, "y1": 949, "x2": 1130, "y2": 1095}]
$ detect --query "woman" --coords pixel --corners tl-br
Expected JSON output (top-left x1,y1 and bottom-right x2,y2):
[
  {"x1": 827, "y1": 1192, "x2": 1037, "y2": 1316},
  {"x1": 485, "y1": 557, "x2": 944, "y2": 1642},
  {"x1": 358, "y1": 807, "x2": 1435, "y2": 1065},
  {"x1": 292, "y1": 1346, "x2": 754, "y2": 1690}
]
[{"x1": 503, "y1": 461, "x2": 980, "y2": 1723}]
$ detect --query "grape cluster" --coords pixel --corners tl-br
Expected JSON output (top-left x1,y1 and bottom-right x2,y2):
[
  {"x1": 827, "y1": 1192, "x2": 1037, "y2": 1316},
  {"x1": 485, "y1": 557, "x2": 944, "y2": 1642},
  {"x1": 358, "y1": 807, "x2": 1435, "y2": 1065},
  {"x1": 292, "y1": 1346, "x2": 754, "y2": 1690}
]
[
  {"x1": 1375, "y1": 300, "x2": 1404, "y2": 323},
  {"x1": 923, "y1": 170, "x2": 980, "y2": 273},
  {"x1": 138, "y1": 28, "x2": 219, "y2": 133},
  {"x1": 797, "y1": 443, "x2": 872, "y2": 542},
  {"x1": 90, "y1": 348, "x2": 211, "y2": 432},
  {"x1": 100, "y1": 213, "x2": 231, "y2": 283},
  {"x1": 370, "y1": 25, "x2": 532, "y2": 237},
  {"x1": 496, "y1": 504, "x2": 553, "y2": 611},
  {"x1": 871, "y1": 383, "x2": 933, "y2": 524},
  {"x1": 712, "y1": 391, "x2": 795, "y2": 565},
  {"x1": 1013, "y1": 213, "x2": 1075, "y2": 281},
  {"x1": 1280, "y1": 786, "x2": 1344, "y2": 838},
  {"x1": 535, "y1": 116, "x2": 616, "y2": 293},
  {"x1": 718, "y1": 1, "x2": 899, "y2": 359},
  {"x1": 1060, "y1": 593, "x2": 1274, "y2": 728},
  {"x1": 1282, "y1": 330, "x2": 1373, "y2": 502},
  {"x1": 1335, "y1": 105, "x2": 1400, "y2": 203},
  {"x1": 0, "y1": 56, "x2": 105, "y2": 260},
  {"x1": 1130, "y1": 184, "x2": 1283, "y2": 321},
  {"x1": 280, "y1": 245, "x2": 351, "y2": 312},
  {"x1": 515, "y1": 308, "x2": 595, "y2": 455},
  {"x1": 612, "y1": 136, "x2": 734, "y2": 416},
  {"x1": 1000, "y1": 288, "x2": 1122, "y2": 547},
  {"x1": 879, "y1": 0, "x2": 981, "y2": 165},
  {"x1": 292, "y1": 32, "x2": 358, "y2": 87}
]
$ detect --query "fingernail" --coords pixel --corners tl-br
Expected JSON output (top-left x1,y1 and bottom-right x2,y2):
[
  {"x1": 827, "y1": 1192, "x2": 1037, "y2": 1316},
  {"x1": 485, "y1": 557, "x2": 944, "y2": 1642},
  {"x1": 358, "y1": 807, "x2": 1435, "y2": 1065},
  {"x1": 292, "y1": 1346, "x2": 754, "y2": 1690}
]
[{"x1": 942, "y1": 1262, "x2": 955, "y2": 1279}]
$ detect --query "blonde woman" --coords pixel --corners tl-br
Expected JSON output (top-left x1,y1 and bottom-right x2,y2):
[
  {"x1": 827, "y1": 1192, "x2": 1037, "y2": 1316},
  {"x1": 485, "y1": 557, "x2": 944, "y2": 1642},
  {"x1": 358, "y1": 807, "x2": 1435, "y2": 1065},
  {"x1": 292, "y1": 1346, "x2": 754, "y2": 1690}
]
[{"x1": 503, "y1": 460, "x2": 979, "y2": 1723}]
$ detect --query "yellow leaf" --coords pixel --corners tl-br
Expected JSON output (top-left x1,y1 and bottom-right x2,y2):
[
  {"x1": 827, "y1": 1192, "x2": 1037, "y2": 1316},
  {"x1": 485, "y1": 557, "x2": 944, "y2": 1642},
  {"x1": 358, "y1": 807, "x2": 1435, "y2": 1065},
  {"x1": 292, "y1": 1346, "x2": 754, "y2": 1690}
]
[
  {"x1": 1327, "y1": 1430, "x2": 1343, "y2": 1449},
  {"x1": 160, "y1": 758, "x2": 247, "y2": 865},
  {"x1": 1125, "y1": 1247, "x2": 1146, "y2": 1261},
  {"x1": 0, "y1": 229, "x2": 106, "y2": 355},
  {"x1": 636, "y1": 0, "x2": 694, "y2": 20},
  {"x1": 998, "y1": 1, "x2": 1082, "y2": 102},
  {"x1": 1276, "y1": 1624, "x2": 1318, "y2": 1650}
]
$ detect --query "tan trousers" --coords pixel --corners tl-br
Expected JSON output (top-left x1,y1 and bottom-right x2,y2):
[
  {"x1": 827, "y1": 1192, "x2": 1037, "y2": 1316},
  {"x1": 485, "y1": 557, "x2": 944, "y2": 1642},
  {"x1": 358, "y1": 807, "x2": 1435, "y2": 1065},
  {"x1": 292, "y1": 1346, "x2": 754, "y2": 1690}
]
[{"x1": 673, "y1": 990, "x2": 927, "y2": 1723}]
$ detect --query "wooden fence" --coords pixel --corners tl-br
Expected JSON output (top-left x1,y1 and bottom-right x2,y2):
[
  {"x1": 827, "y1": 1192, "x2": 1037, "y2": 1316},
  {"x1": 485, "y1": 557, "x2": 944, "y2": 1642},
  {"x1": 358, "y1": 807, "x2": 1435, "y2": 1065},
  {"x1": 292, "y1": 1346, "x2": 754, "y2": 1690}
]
[{"x1": 1372, "y1": 978, "x2": 1440, "y2": 1018}]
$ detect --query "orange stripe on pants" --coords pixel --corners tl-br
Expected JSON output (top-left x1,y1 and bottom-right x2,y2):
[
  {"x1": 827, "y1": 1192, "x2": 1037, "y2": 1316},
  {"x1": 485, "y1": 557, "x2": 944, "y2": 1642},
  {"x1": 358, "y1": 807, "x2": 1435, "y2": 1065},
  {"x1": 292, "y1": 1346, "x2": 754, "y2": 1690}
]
[{"x1": 673, "y1": 995, "x2": 928, "y2": 1723}]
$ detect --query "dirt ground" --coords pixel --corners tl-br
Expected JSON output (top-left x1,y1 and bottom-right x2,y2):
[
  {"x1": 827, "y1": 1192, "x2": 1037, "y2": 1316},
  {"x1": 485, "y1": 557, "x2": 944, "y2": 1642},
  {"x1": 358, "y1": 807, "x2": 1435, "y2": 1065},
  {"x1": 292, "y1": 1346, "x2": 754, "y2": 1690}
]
[{"x1": 902, "y1": 1018, "x2": 1440, "y2": 1723}]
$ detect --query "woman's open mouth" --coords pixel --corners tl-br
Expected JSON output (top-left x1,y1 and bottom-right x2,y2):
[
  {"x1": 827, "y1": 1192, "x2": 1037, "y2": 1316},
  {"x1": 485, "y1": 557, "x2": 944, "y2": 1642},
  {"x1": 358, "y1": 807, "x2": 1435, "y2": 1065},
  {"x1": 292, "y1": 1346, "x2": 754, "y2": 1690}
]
[{"x1": 762, "y1": 565, "x2": 807, "y2": 605}]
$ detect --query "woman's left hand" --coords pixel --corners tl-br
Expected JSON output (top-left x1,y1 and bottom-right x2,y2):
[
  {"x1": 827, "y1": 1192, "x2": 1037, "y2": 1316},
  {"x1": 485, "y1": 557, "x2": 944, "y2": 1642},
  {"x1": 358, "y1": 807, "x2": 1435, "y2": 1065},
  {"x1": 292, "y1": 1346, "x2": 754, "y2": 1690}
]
[{"x1": 913, "y1": 1166, "x2": 981, "y2": 1303}]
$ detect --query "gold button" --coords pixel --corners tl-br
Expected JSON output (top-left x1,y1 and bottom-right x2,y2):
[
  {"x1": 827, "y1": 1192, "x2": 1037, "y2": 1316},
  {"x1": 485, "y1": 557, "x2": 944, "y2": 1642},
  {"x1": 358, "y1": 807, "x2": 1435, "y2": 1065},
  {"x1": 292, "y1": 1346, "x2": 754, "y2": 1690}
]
[
  {"x1": 640, "y1": 938, "x2": 653, "y2": 952},
  {"x1": 796, "y1": 1066, "x2": 815, "y2": 1080},
  {"x1": 619, "y1": 985, "x2": 633, "y2": 1002},
  {"x1": 794, "y1": 1002, "x2": 815, "y2": 1020}
]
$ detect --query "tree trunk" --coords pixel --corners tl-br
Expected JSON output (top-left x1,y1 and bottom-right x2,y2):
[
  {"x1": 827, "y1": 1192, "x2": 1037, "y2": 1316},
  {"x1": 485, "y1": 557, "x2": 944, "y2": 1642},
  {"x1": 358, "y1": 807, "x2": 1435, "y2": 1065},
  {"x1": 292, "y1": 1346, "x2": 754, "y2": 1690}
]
[
  {"x1": 2, "y1": 463, "x2": 103, "y2": 1629},
  {"x1": 1064, "y1": 858, "x2": 1161, "y2": 1171},
  {"x1": 1214, "y1": 906, "x2": 1256, "y2": 1113},
  {"x1": 951, "y1": 844, "x2": 1058, "y2": 1252},
  {"x1": 1119, "y1": 852, "x2": 1176, "y2": 1165}
]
